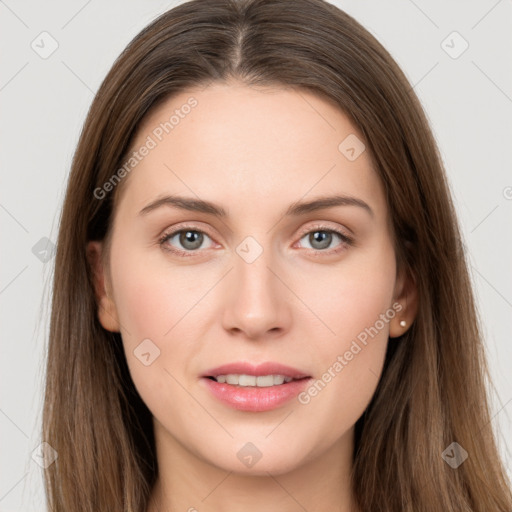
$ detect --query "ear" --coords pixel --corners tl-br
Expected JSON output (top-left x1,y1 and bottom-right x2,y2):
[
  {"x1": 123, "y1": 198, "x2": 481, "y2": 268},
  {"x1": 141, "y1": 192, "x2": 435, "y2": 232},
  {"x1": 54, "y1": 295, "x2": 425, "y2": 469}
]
[
  {"x1": 86, "y1": 241, "x2": 120, "y2": 332},
  {"x1": 389, "y1": 266, "x2": 418, "y2": 338}
]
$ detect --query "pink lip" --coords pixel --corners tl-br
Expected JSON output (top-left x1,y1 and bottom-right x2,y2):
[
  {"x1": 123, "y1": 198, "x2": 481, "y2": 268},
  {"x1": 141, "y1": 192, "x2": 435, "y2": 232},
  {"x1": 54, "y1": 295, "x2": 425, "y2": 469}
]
[
  {"x1": 201, "y1": 377, "x2": 312, "y2": 412},
  {"x1": 201, "y1": 362, "x2": 310, "y2": 379},
  {"x1": 200, "y1": 361, "x2": 312, "y2": 412}
]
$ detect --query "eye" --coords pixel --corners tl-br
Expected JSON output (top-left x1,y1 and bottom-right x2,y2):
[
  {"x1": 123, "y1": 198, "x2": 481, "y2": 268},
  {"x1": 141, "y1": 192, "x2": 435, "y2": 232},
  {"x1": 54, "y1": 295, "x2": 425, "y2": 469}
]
[
  {"x1": 296, "y1": 226, "x2": 353, "y2": 254},
  {"x1": 159, "y1": 227, "x2": 215, "y2": 256},
  {"x1": 158, "y1": 223, "x2": 353, "y2": 258}
]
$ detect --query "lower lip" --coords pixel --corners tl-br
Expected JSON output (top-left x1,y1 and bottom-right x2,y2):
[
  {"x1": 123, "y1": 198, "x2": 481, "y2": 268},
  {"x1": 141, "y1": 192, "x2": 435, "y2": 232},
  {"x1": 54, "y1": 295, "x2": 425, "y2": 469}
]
[{"x1": 201, "y1": 377, "x2": 312, "y2": 412}]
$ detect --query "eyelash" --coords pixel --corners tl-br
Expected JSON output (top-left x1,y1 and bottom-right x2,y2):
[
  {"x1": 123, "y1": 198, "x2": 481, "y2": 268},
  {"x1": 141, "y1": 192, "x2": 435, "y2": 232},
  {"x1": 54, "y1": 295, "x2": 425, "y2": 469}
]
[{"x1": 158, "y1": 223, "x2": 354, "y2": 258}]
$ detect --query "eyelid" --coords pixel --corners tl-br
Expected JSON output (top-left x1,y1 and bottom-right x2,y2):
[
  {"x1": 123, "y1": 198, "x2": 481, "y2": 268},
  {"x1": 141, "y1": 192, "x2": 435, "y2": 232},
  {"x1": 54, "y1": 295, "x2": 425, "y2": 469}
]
[
  {"x1": 158, "y1": 221, "x2": 354, "y2": 256},
  {"x1": 158, "y1": 222, "x2": 218, "y2": 254},
  {"x1": 293, "y1": 222, "x2": 354, "y2": 255},
  {"x1": 295, "y1": 221, "x2": 353, "y2": 241}
]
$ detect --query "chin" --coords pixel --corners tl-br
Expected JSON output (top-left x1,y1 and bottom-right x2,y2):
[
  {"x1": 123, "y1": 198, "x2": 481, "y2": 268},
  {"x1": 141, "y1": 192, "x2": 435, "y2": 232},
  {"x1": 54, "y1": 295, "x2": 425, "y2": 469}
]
[{"x1": 201, "y1": 443, "x2": 309, "y2": 476}]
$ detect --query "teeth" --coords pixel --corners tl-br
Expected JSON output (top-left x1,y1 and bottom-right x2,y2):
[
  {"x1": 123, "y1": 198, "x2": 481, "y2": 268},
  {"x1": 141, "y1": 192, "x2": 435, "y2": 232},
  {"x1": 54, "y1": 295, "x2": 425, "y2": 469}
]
[{"x1": 214, "y1": 374, "x2": 294, "y2": 386}]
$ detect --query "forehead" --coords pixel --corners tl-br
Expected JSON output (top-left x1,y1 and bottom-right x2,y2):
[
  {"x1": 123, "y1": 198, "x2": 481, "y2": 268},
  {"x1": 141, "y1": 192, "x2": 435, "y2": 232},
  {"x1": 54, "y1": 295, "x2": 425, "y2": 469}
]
[{"x1": 115, "y1": 82, "x2": 386, "y2": 220}]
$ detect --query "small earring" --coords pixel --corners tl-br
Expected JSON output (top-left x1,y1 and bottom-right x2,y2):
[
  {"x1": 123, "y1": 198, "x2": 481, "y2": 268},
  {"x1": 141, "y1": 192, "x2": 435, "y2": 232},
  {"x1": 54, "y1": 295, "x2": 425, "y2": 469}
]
[{"x1": 399, "y1": 320, "x2": 407, "y2": 327}]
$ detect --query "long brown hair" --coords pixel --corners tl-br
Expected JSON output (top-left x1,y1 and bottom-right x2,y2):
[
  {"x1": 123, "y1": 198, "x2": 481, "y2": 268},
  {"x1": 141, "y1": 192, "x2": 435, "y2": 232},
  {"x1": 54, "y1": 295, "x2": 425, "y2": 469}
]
[{"x1": 43, "y1": 0, "x2": 512, "y2": 510}]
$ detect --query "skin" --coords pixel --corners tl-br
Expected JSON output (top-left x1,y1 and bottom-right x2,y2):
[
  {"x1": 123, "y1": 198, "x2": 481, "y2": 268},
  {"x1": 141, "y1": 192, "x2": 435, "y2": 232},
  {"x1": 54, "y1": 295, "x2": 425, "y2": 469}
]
[{"x1": 87, "y1": 81, "x2": 417, "y2": 512}]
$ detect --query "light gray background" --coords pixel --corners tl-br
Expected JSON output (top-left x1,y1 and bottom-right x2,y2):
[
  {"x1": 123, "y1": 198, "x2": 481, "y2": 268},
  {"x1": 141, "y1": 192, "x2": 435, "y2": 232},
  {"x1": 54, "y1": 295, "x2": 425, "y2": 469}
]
[{"x1": 1, "y1": 0, "x2": 511, "y2": 509}]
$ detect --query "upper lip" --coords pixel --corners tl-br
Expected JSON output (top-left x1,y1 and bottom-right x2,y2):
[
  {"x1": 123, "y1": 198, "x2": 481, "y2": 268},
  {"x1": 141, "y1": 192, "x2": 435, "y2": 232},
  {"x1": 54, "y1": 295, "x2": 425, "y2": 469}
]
[{"x1": 201, "y1": 362, "x2": 310, "y2": 379}]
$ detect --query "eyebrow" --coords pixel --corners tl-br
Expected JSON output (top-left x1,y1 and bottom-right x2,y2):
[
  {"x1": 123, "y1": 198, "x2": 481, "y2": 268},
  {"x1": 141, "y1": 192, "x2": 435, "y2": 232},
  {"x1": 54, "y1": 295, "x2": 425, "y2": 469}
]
[{"x1": 139, "y1": 194, "x2": 373, "y2": 218}]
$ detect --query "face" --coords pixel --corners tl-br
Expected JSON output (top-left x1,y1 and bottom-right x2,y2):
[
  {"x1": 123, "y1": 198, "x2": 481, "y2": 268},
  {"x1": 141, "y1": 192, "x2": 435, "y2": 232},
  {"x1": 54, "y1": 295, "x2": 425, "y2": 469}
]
[{"x1": 88, "y1": 81, "x2": 414, "y2": 476}]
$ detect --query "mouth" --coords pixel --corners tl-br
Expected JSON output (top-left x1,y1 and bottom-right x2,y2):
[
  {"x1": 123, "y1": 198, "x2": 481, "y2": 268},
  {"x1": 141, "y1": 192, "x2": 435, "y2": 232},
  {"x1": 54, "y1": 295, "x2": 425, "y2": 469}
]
[
  {"x1": 205, "y1": 374, "x2": 309, "y2": 387},
  {"x1": 200, "y1": 362, "x2": 312, "y2": 411}
]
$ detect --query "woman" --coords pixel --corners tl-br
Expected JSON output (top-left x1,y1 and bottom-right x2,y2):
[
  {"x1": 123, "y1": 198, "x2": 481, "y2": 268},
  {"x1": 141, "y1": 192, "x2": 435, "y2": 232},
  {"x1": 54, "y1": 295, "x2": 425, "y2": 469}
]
[{"x1": 42, "y1": 0, "x2": 512, "y2": 510}]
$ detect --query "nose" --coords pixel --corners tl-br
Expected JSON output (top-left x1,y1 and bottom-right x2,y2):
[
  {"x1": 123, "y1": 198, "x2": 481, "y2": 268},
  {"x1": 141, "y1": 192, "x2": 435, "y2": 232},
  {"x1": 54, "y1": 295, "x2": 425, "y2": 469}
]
[{"x1": 221, "y1": 242, "x2": 292, "y2": 341}]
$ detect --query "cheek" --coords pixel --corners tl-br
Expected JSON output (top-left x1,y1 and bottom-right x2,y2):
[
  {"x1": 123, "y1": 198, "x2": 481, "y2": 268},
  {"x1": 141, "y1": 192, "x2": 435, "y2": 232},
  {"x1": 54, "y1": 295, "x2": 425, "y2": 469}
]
[
  {"x1": 108, "y1": 247, "x2": 207, "y2": 394},
  {"x1": 295, "y1": 246, "x2": 397, "y2": 348},
  {"x1": 292, "y1": 247, "x2": 396, "y2": 431},
  {"x1": 109, "y1": 254, "x2": 205, "y2": 421},
  {"x1": 111, "y1": 248, "x2": 202, "y2": 342}
]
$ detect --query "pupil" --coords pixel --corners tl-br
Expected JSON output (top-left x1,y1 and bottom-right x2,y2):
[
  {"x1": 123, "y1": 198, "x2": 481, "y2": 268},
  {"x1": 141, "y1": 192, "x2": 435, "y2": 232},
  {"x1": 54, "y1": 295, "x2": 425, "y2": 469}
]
[
  {"x1": 181, "y1": 231, "x2": 203, "y2": 250},
  {"x1": 311, "y1": 231, "x2": 331, "y2": 250}
]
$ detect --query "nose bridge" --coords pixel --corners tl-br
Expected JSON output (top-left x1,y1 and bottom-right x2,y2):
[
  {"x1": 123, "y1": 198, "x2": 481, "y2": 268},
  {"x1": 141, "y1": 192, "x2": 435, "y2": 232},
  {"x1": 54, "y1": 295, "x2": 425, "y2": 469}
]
[
  {"x1": 236, "y1": 236, "x2": 275, "y2": 293},
  {"x1": 222, "y1": 233, "x2": 289, "y2": 337}
]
